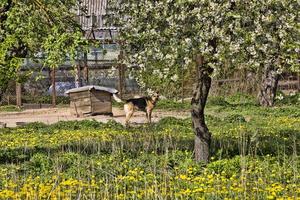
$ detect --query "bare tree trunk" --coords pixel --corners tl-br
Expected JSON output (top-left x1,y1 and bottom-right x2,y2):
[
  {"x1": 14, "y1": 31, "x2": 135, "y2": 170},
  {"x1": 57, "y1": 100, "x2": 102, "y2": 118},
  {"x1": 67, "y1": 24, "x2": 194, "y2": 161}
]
[
  {"x1": 75, "y1": 65, "x2": 82, "y2": 88},
  {"x1": 83, "y1": 52, "x2": 89, "y2": 85},
  {"x1": 118, "y1": 50, "x2": 126, "y2": 98},
  {"x1": 16, "y1": 82, "x2": 22, "y2": 107},
  {"x1": 258, "y1": 64, "x2": 279, "y2": 107},
  {"x1": 191, "y1": 55, "x2": 212, "y2": 164}
]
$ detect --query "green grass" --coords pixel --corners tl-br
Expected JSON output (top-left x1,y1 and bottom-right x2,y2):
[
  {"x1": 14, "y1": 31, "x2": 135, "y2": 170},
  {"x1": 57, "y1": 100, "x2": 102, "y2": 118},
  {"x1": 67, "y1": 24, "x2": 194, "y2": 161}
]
[
  {"x1": 0, "y1": 97, "x2": 299, "y2": 199},
  {"x1": 22, "y1": 95, "x2": 70, "y2": 104},
  {"x1": 0, "y1": 105, "x2": 22, "y2": 112}
]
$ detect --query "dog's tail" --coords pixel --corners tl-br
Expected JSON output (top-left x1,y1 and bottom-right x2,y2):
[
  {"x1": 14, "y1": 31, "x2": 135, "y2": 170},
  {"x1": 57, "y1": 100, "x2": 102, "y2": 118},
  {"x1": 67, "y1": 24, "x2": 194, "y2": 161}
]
[{"x1": 112, "y1": 93, "x2": 123, "y2": 103}]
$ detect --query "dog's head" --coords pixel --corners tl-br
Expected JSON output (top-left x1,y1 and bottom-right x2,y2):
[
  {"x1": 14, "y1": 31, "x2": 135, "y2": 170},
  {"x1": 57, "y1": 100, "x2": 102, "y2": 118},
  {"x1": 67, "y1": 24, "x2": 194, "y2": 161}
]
[{"x1": 151, "y1": 91, "x2": 160, "y2": 102}]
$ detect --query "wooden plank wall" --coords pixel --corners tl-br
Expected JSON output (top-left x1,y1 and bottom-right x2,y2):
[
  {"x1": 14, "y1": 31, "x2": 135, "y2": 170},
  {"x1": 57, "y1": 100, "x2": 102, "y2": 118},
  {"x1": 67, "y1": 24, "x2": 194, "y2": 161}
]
[
  {"x1": 70, "y1": 91, "x2": 92, "y2": 116},
  {"x1": 69, "y1": 90, "x2": 112, "y2": 116},
  {"x1": 90, "y1": 90, "x2": 112, "y2": 114}
]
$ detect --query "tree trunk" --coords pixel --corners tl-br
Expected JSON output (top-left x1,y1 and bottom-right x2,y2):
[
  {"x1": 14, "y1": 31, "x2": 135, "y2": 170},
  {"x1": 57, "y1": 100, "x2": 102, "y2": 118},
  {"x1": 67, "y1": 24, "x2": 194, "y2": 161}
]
[
  {"x1": 51, "y1": 69, "x2": 56, "y2": 107},
  {"x1": 258, "y1": 64, "x2": 279, "y2": 107},
  {"x1": 191, "y1": 55, "x2": 213, "y2": 164},
  {"x1": 0, "y1": 83, "x2": 8, "y2": 105},
  {"x1": 118, "y1": 50, "x2": 126, "y2": 98},
  {"x1": 83, "y1": 52, "x2": 89, "y2": 85},
  {"x1": 0, "y1": 90, "x2": 4, "y2": 104},
  {"x1": 75, "y1": 65, "x2": 82, "y2": 88},
  {"x1": 16, "y1": 82, "x2": 22, "y2": 107}
]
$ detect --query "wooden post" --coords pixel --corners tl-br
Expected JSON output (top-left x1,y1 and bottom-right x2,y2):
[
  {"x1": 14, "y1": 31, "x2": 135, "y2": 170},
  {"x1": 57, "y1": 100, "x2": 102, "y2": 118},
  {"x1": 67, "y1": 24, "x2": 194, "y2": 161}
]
[
  {"x1": 75, "y1": 65, "x2": 82, "y2": 88},
  {"x1": 118, "y1": 65, "x2": 123, "y2": 98},
  {"x1": 51, "y1": 68, "x2": 56, "y2": 107},
  {"x1": 0, "y1": 122, "x2": 7, "y2": 128},
  {"x1": 118, "y1": 50, "x2": 126, "y2": 98},
  {"x1": 16, "y1": 82, "x2": 22, "y2": 107},
  {"x1": 118, "y1": 64, "x2": 125, "y2": 97},
  {"x1": 83, "y1": 52, "x2": 89, "y2": 85}
]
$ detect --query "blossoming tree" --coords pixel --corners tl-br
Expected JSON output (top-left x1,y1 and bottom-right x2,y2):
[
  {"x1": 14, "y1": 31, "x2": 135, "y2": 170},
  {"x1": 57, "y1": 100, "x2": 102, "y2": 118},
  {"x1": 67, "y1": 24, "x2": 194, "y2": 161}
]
[
  {"x1": 241, "y1": 1, "x2": 300, "y2": 106},
  {"x1": 107, "y1": 0, "x2": 299, "y2": 163}
]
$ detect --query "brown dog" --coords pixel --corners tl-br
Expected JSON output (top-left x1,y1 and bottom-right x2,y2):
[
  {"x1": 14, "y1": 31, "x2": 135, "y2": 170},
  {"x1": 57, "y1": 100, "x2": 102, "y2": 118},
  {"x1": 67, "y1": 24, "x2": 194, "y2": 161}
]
[{"x1": 113, "y1": 92, "x2": 159, "y2": 125}]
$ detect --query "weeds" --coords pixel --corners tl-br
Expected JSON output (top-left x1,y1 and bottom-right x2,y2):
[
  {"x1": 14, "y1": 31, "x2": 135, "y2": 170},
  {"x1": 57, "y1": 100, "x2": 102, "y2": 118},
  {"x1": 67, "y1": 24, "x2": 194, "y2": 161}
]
[
  {"x1": 0, "y1": 105, "x2": 22, "y2": 112},
  {"x1": 0, "y1": 101, "x2": 299, "y2": 199}
]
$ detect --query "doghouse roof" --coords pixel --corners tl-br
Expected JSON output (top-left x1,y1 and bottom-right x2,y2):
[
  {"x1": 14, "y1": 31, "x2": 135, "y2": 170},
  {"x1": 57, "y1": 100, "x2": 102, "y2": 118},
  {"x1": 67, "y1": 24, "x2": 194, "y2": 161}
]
[{"x1": 65, "y1": 85, "x2": 118, "y2": 94}]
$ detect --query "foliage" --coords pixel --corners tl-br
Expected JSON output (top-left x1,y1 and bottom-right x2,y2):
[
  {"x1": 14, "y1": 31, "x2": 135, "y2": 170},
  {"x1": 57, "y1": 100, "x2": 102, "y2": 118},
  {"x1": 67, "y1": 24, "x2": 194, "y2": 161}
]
[
  {"x1": 106, "y1": 0, "x2": 300, "y2": 93},
  {"x1": 22, "y1": 95, "x2": 70, "y2": 105},
  {"x1": 222, "y1": 114, "x2": 246, "y2": 123},
  {"x1": 275, "y1": 91, "x2": 300, "y2": 105},
  {"x1": 225, "y1": 92, "x2": 258, "y2": 106},
  {"x1": 0, "y1": 0, "x2": 86, "y2": 92},
  {"x1": 0, "y1": 103, "x2": 299, "y2": 199},
  {"x1": 207, "y1": 96, "x2": 231, "y2": 107},
  {"x1": 0, "y1": 105, "x2": 22, "y2": 112},
  {"x1": 156, "y1": 99, "x2": 191, "y2": 110}
]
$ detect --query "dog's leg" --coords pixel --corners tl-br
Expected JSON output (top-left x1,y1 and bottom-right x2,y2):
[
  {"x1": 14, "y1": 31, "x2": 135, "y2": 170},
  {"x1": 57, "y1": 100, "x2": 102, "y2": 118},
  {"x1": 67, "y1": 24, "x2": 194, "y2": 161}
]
[
  {"x1": 148, "y1": 110, "x2": 152, "y2": 123},
  {"x1": 145, "y1": 111, "x2": 150, "y2": 123},
  {"x1": 124, "y1": 103, "x2": 134, "y2": 126},
  {"x1": 125, "y1": 111, "x2": 134, "y2": 126},
  {"x1": 146, "y1": 109, "x2": 152, "y2": 123}
]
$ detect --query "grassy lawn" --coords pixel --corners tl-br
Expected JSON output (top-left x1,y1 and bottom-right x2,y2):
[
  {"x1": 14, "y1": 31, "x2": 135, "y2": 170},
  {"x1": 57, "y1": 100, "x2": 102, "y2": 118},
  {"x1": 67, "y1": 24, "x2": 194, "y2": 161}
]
[
  {"x1": 0, "y1": 94, "x2": 299, "y2": 199},
  {"x1": 0, "y1": 105, "x2": 22, "y2": 112}
]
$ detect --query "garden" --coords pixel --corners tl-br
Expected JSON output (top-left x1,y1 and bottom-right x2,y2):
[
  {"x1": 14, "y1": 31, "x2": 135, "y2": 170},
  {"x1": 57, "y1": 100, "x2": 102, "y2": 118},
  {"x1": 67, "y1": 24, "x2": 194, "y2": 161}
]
[
  {"x1": 0, "y1": 95, "x2": 299, "y2": 199},
  {"x1": 1, "y1": 1, "x2": 300, "y2": 199}
]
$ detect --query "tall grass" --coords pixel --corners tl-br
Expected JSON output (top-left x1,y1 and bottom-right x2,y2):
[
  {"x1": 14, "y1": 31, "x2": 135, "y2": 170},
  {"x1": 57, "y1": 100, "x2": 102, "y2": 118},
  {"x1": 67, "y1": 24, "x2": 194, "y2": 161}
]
[{"x1": 0, "y1": 102, "x2": 299, "y2": 199}]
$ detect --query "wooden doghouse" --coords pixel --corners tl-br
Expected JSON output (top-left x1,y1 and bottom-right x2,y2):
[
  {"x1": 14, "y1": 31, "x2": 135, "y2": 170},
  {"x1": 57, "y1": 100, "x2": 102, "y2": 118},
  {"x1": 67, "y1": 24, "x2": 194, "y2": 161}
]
[{"x1": 65, "y1": 86, "x2": 118, "y2": 116}]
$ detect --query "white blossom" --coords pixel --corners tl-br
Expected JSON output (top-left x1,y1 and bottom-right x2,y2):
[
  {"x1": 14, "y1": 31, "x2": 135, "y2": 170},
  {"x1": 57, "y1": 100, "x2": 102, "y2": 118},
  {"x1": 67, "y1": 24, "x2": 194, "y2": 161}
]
[
  {"x1": 289, "y1": 91, "x2": 296, "y2": 96},
  {"x1": 108, "y1": 0, "x2": 299, "y2": 91},
  {"x1": 276, "y1": 68, "x2": 283, "y2": 74},
  {"x1": 146, "y1": 88, "x2": 154, "y2": 95},
  {"x1": 170, "y1": 74, "x2": 178, "y2": 82},
  {"x1": 276, "y1": 94, "x2": 284, "y2": 100}
]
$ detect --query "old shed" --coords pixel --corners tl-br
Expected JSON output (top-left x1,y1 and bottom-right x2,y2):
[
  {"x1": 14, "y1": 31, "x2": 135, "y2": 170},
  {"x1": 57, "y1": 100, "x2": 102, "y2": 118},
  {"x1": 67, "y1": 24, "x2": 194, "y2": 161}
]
[{"x1": 65, "y1": 86, "x2": 118, "y2": 116}]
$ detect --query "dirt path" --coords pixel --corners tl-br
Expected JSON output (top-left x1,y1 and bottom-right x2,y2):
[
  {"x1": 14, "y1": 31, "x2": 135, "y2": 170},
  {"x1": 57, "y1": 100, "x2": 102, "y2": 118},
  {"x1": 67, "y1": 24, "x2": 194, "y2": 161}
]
[{"x1": 0, "y1": 107, "x2": 190, "y2": 128}]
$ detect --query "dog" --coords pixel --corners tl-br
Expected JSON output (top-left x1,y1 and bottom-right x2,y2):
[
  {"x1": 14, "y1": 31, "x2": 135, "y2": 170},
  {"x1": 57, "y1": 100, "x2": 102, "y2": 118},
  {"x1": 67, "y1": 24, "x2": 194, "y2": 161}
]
[{"x1": 113, "y1": 92, "x2": 160, "y2": 125}]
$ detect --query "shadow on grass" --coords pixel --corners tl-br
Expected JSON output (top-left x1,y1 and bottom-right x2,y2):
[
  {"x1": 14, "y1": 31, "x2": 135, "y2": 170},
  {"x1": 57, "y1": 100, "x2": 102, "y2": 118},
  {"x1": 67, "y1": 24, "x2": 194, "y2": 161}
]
[{"x1": 0, "y1": 117, "x2": 298, "y2": 165}]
